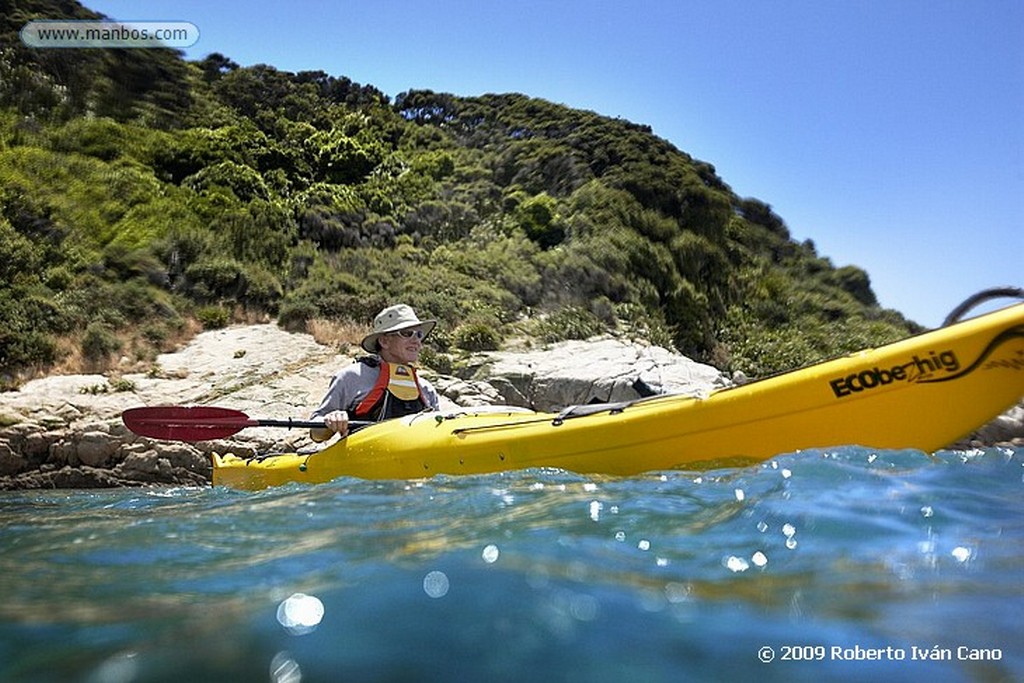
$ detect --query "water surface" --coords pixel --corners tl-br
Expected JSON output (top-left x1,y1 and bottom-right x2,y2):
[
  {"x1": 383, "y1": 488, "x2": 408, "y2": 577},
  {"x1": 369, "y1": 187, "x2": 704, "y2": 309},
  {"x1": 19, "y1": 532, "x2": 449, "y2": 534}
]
[{"x1": 1, "y1": 447, "x2": 1021, "y2": 682}]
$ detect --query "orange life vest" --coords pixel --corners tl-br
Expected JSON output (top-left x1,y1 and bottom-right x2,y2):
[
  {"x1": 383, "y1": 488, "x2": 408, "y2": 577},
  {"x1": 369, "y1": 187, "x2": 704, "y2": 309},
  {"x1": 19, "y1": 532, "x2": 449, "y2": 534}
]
[{"x1": 351, "y1": 358, "x2": 430, "y2": 421}]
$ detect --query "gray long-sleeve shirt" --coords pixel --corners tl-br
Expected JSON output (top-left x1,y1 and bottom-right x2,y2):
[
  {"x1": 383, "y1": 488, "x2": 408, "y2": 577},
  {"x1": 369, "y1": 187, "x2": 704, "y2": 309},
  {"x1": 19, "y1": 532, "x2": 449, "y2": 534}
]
[{"x1": 310, "y1": 359, "x2": 440, "y2": 420}]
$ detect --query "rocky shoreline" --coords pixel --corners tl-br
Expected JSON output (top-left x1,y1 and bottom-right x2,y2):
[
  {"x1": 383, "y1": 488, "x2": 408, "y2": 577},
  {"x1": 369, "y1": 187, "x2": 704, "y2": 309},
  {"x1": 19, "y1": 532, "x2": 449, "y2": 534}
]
[{"x1": 1, "y1": 324, "x2": 1021, "y2": 490}]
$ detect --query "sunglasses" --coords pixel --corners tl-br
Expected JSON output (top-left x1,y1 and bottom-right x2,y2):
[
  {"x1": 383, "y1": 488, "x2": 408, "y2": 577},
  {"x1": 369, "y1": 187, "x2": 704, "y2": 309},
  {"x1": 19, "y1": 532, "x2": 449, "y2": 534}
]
[{"x1": 389, "y1": 328, "x2": 425, "y2": 340}]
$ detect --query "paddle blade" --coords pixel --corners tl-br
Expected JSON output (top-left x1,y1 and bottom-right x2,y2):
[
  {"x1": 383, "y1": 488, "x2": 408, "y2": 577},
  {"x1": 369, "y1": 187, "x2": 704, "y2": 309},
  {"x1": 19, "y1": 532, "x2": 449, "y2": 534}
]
[{"x1": 122, "y1": 406, "x2": 255, "y2": 441}]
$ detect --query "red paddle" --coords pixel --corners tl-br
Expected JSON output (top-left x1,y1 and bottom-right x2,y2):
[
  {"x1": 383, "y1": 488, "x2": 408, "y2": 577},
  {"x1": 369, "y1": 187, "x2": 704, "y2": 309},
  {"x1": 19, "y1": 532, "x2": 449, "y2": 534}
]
[{"x1": 122, "y1": 406, "x2": 368, "y2": 441}]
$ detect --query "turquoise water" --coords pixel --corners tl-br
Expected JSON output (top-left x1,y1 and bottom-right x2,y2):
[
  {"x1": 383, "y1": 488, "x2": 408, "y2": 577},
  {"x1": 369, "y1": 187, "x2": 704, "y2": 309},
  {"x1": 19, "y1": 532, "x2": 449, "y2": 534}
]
[{"x1": 1, "y1": 447, "x2": 1022, "y2": 683}]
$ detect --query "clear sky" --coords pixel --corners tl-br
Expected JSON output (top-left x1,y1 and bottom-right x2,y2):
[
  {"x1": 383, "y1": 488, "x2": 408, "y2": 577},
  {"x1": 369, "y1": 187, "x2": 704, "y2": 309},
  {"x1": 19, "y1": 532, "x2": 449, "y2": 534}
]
[{"x1": 82, "y1": 0, "x2": 1023, "y2": 328}]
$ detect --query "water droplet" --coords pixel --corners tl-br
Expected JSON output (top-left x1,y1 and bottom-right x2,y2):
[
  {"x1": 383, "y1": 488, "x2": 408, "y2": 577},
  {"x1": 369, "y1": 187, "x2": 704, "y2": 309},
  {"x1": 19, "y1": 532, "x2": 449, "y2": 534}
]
[
  {"x1": 588, "y1": 500, "x2": 602, "y2": 522},
  {"x1": 785, "y1": 538, "x2": 798, "y2": 550},
  {"x1": 951, "y1": 546, "x2": 973, "y2": 563},
  {"x1": 92, "y1": 651, "x2": 139, "y2": 683},
  {"x1": 756, "y1": 521, "x2": 769, "y2": 533},
  {"x1": 781, "y1": 468, "x2": 792, "y2": 479},
  {"x1": 482, "y1": 544, "x2": 500, "y2": 564},
  {"x1": 276, "y1": 593, "x2": 324, "y2": 635},
  {"x1": 569, "y1": 594, "x2": 599, "y2": 621},
  {"x1": 637, "y1": 539, "x2": 651, "y2": 551},
  {"x1": 614, "y1": 531, "x2": 626, "y2": 542},
  {"x1": 270, "y1": 651, "x2": 302, "y2": 683},
  {"x1": 665, "y1": 582, "x2": 691, "y2": 603},
  {"x1": 725, "y1": 556, "x2": 749, "y2": 572},
  {"x1": 920, "y1": 506, "x2": 934, "y2": 518},
  {"x1": 734, "y1": 488, "x2": 745, "y2": 502},
  {"x1": 751, "y1": 551, "x2": 768, "y2": 567},
  {"x1": 423, "y1": 570, "x2": 450, "y2": 598}
]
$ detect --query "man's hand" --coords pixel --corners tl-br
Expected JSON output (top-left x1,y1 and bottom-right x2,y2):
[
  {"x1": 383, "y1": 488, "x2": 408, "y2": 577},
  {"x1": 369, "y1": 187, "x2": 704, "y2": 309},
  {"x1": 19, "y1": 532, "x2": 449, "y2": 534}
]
[
  {"x1": 323, "y1": 410, "x2": 350, "y2": 436},
  {"x1": 311, "y1": 409, "x2": 350, "y2": 441}
]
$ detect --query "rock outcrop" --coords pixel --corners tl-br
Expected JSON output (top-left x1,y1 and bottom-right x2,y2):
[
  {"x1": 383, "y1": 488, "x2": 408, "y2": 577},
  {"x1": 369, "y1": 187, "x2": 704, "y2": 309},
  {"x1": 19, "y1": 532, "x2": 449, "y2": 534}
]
[
  {"x1": 467, "y1": 338, "x2": 734, "y2": 411},
  {"x1": 0, "y1": 324, "x2": 1019, "y2": 489}
]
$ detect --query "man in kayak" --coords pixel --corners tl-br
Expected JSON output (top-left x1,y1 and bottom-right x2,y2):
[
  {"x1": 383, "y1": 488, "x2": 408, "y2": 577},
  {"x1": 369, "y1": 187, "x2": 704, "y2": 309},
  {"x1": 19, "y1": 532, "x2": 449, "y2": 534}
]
[{"x1": 309, "y1": 304, "x2": 441, "y2": 440}]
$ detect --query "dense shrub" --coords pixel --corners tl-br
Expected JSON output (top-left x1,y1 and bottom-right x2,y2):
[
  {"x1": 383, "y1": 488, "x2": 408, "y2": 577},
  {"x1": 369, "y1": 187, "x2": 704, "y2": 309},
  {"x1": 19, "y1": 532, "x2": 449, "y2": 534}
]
[
  {"x1": 515, "y1": 193, "x2": 565, "y2": 248},
  {"x1": 453, "y1": 321, "x2": 502, "y2": 351},
  {"x1": 185, "y1": 257, "x2": 247, "y2": 301},
  {"x1": 196, "y1": 305, "x2": 230, "y2": 329},
  {"x1": 536, "y1": 306, "x2": 606, "y2": 343},
  {"x1": 0, "y1": 329, "x2": 58, "y2": 372},
  {"x1": 278, "y1": 298, "x2": 318, "y2": 332},
  {"x1": 81, "y1": 322, "x2": 122, "y2": 362},
  {"x1": 183, "y1": 160, "x2": 270, "y2": 201}
]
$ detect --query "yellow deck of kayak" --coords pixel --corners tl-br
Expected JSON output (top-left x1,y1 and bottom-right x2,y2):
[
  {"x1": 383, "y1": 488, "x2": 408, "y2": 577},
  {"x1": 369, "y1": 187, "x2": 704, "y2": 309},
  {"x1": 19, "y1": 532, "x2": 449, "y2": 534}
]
[{"x1": 213, "y1": 303, "x2": 1024, "y2": 489}]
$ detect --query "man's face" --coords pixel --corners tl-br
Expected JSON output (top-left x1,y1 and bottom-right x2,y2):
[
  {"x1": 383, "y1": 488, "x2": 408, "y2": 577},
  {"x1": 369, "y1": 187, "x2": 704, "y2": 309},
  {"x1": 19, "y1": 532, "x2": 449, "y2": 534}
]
[{"x1": 377, "y1": 327, "x2": 425, "y2": 365}]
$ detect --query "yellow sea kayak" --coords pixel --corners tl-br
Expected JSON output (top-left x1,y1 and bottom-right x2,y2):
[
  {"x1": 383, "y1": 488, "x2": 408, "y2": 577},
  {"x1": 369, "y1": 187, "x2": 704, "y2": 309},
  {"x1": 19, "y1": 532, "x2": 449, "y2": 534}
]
[{"x1": 212, "y1": 300, "x2": 1024, "y2": 490}]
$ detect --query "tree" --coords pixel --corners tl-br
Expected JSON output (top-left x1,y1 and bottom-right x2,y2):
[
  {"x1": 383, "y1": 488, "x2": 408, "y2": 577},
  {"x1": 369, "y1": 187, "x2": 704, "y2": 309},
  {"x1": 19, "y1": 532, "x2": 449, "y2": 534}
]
[{"x1": 199, "y1": 53, "x2": 239, "y2": 83}]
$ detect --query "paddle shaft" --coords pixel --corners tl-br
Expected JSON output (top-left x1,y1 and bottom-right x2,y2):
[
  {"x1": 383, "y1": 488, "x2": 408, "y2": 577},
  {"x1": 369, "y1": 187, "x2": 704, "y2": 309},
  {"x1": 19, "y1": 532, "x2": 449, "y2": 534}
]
[{"x1": 249, "y1": 417, "x2": 326, "y2": 430}]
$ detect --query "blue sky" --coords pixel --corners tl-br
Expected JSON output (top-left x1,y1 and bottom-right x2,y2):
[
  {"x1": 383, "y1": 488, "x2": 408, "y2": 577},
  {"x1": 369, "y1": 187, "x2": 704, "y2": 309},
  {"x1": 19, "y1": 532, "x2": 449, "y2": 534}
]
[{"x1": 83, "y1": 0, "x2": 1023, "y2": 328}]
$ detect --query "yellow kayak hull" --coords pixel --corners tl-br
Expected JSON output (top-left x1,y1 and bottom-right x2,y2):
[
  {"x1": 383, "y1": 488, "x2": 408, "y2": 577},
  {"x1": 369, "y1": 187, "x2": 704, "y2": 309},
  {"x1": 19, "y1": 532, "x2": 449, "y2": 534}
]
[{"x1": 213, "y1": 303, "x2": 1024, "y2": 489}]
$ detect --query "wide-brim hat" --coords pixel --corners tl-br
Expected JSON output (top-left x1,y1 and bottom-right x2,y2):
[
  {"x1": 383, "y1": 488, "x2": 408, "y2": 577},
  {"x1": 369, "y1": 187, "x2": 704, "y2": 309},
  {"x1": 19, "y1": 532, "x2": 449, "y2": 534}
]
[{"x1": 360, "y1": 304, "x2": 437, "y2": 353}]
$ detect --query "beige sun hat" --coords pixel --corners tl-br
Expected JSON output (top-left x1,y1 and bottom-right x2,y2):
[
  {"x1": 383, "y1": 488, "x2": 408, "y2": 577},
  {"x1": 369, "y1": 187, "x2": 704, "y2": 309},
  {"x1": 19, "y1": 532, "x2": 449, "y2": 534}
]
[{"x1": 360, "y1": 304, "x2": 437, "y2": 353}]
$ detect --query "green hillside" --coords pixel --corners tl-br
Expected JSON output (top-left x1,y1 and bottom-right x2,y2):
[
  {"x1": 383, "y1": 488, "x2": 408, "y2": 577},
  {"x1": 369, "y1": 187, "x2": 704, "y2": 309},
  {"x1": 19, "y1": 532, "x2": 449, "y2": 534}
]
[{"x1": 0, "y1": 0, "x2": 916, "y2": 387}]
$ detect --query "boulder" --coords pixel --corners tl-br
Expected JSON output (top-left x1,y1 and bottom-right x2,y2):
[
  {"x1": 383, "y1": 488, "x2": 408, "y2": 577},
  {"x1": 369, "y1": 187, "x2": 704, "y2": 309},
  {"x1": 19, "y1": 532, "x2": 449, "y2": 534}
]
[
  {"x1": 0, "y1": 442, "x2": 24, "y2": 476},
  {"x1": 76, "y1": 430, "x2": 119, "y2": 467},
  {"x1": 469, "y1": 337, "x2": 732, "y2": 411}
]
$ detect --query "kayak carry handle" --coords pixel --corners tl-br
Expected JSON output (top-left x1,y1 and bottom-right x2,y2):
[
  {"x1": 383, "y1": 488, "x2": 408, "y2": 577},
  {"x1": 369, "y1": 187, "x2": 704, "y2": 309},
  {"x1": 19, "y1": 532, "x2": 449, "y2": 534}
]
[{"x1": 942, "y1": 287, "x2": 1024, "y2": 328}]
